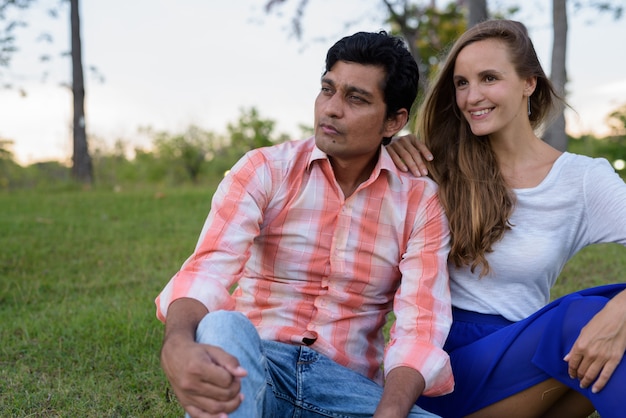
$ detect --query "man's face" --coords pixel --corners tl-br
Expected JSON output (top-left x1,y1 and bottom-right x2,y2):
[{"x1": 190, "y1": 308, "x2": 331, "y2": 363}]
[{"x1": 314, "y1": 61, "x2": 402, "y2": 166}]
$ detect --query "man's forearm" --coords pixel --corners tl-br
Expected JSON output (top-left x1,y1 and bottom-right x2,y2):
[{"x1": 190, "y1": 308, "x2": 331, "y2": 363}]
[
  {"x1": 374, "y1": 366, "x2": 426, "y2": 418},
  {"x1": 163, "y1": 297, "x2": 209, "y2": 343}
]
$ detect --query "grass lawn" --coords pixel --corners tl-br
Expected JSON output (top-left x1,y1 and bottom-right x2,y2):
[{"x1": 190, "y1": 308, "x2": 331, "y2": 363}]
[{"x1": 1, "y1": 186, "x2": 623, "y2": 417}]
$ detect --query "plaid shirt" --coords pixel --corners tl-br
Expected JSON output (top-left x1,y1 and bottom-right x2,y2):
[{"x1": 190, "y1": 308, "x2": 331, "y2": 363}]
[{"x1": 155, "y1": 137, "x2": 453, "y2": 395}]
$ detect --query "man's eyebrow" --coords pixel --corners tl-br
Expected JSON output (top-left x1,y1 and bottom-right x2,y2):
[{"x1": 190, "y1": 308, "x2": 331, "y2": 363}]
[{"x1": 321, "y1": 77, "x2": 375, "y2": 98}]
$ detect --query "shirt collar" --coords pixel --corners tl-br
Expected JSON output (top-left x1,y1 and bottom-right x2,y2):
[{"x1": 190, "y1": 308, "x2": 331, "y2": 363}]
[{"x1": 307, "y1": 137, "x2": 406, "y2": 184}]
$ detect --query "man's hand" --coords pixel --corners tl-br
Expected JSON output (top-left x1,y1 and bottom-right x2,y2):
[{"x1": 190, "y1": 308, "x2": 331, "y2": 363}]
[
  {"x1": 564, "y1": 291, "x2": 626, "y2": 393},
  {"x1": 374, "y1": 366, "x2": 426, "y2": 418},
  {"x1": 160, "y1": 298, "x2": 247, "y2": 418},
  {"x1": 386, "y1": 134, "x2": 433, "y2": 177}
]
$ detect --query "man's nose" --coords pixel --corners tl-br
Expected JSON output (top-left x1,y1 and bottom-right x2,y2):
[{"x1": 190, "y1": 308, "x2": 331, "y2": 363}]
[{"x1": 323, "y1": 93, "x2": 344, "y2": 118}]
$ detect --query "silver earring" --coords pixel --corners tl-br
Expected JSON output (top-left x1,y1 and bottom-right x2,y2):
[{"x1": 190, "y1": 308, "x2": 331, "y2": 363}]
[{"x1": 527, "y1": 98, "x2": 532, "y2": 116}]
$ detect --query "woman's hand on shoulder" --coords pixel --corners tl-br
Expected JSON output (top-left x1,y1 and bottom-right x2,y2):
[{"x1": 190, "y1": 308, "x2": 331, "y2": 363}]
[{"x1": 386, "y1": 134, "x2": 433, "y2": 177}]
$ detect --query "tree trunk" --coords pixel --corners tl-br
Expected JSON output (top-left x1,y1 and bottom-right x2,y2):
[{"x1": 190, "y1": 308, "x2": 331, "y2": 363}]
[
  {"x1": 544, "y1": 0, "x2": 568, "y2": 151},
  {"x1": 70, "y1": 0, "x2": 92, "y2": 183},
  {"x1": 467, "y1": 0, "x2": 488, "y2": 27}
]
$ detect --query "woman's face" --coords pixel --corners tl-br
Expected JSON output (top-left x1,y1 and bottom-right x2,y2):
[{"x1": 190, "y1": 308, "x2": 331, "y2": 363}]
[{"x1": 452, "y1": 38, "x2": 536, "y2": 139}]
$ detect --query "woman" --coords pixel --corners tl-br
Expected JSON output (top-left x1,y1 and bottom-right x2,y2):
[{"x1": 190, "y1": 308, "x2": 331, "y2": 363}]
[{"x1": 387, "y1": 19, "x2": 626, "y2": 418}]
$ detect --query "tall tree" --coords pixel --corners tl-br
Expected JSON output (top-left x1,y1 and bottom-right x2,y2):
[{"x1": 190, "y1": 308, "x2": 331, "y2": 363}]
[
  {"x1": 543, "y1": 0, "x2": 568, "y2": 151},
  {"x1": 543, "y1": 0, "x2": 622, "y2": 151},
  {"x1": 383, "y1": 0, "x2": 465, "y2": 93},
  {"x1": 0, "y1": 0, "x2": 93, "y2": 183},
  {"x1": 464, "y1": 0, "x2": 488, "y2": 26},
  {"x1": 69, "y1": 0, "x2": 91, "y2": 183}
]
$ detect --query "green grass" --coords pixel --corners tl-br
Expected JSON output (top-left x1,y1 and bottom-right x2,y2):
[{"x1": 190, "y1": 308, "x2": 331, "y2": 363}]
[
  {"x1": 0, "y1": 187, "x2": 622, "y2": 417},
  {"x1": 0, "y1": 187, "x2": 216, "y2": 417}
]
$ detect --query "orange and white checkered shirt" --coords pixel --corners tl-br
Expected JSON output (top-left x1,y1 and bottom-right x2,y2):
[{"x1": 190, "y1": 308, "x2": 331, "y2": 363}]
[{"x1": 155, "y1": 137, "x2": 453, "y2": 395}]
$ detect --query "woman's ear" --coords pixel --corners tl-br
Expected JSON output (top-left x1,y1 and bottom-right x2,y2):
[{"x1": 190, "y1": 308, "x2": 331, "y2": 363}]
[{"x1": 524, "y1": 76, "x2": 537, "y2": 97}]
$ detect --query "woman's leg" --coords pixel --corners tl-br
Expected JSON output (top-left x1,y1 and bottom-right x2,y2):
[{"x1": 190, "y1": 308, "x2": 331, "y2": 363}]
[
  {"x1": 465, "y1": 378, "x2": 595, "y2": 418},
  {"x1": 541, "y1": 389, "x2": 595, "y2": 418},
  {"x1": 463, "y1": 294, "x2": 620, "y2": 418},
  {"x1": 533, "y1": 294, "x2": 626, "y2": 418},
  {"x1": 419, "y1": 292, "x2": 622, "y2": 418}
]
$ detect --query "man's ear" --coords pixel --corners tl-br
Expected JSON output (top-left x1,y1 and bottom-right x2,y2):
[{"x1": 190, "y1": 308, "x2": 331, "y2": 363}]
[{"x1": 383, "y1": 108, "x2": 409, "y2": 138}]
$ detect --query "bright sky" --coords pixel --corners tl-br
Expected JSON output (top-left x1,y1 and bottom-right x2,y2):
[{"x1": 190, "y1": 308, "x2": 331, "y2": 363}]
[{"x1": 1, "y1": 0, "x2": 625, "y2": 165}]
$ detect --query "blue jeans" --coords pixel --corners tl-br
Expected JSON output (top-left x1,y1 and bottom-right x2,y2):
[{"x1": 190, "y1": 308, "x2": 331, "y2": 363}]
[{"x1": 191, "y1": 310, "x2": 440, "y2": 418}]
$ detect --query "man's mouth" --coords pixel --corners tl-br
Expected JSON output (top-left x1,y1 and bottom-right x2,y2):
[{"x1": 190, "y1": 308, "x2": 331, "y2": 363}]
[{"x1": 319, "y1": 123, "x2": 340, "y2": 135}]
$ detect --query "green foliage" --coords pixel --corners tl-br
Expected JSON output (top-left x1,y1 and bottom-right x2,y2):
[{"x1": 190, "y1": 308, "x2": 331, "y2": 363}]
[
  {"x1": 0, "y1": 138, "x2": 16, "y2": 188},
  {"x1": 151, "y1": 125, "x2": 221, "y2": 184},
  {"x1": 0, "y1": 107, "x2": 292, "y2": 190},
  {"x1": 410, "y1": 2, "x2": 466, "y2": 79},
  {"x1": 0, "y1": 158, "x2": 74, "y2": 190},
  {"x1": 606, "y1": 102, "x2": 626, "y2": 135},
  {"x1": 224, "y1": 107, "x2": 290, "y2": 162},
  {"x1": 0, "y1": 138, "x2": 13, "y2": 158},
  {"x1": 567, "y1": 103, "x2": 626, "y2": 178},
  {"x1": 568, "y1": 133, "x2": 626, "y2": 177}
]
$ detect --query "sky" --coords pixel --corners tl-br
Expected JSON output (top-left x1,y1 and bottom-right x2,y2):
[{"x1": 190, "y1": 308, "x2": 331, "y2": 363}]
[{"x1": 1, "y1": 0, "x2": 625, "y2": 165}]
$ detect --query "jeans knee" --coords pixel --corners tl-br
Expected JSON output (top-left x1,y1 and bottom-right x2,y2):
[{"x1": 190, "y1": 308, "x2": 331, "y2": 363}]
[{"x1": 196, "y1": 310, "x2": 256, "y2": 345}]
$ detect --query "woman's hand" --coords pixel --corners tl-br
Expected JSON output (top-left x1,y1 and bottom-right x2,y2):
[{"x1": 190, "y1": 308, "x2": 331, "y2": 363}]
[
  {"x1": 386, "y1": 134, "x2": 433, "y2": 177},
  {"x1": 564, "y1": 291, "x2": 626, "y2": 393}
]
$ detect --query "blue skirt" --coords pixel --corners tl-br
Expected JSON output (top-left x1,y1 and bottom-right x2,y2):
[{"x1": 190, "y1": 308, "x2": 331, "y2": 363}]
[{"x1": 417, "y1": 283, "x2": 626, "y2": 418}]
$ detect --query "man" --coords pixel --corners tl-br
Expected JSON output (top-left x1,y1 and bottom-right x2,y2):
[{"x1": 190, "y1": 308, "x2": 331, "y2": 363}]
[{"x1": 156, "y1": 31, "x2": 453, "y2": 418}]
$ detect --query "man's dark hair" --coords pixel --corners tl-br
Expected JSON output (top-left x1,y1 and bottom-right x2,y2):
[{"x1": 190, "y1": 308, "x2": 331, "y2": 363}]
[{"x1": 324, "y1": 31, "x2": 419, "y2": 119}]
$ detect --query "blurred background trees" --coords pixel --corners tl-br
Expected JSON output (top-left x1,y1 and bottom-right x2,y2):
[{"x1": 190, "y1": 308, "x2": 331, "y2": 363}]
[
  {"x1": 85, "y1": 107, "x2": 291, "y2": 190},
  {"x1": 1, "y1": 99, "x2": 623, "y2": 191},
  {"x1": 265, "y1": 0, "x2": 622, "y2": 151},
  {"x1": 0, "y1": 0, "x2": 624, "y2": 190}
]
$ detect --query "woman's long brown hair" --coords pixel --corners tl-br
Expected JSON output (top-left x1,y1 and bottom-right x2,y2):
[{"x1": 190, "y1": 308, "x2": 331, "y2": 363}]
[{"x1": 418, "y1": 19, "x2": 561, "y2": 276}]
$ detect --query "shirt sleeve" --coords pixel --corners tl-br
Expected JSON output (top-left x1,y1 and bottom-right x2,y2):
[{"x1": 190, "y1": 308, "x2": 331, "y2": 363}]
[
  {"x1": 155, "y1": 151, "x2": 271, "y2": 322},
  {"x1": 584, "y1": 158, "x2": 626, "y2": 246},
  {"x1": 383, "y1": 186, "x2": 454, "y2": 396}
]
